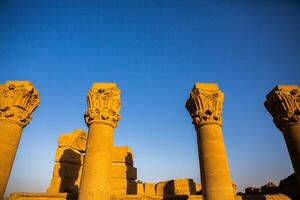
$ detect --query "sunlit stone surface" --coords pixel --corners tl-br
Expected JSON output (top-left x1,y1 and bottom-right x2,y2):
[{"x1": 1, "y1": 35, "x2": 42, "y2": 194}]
[
  {"x1": 0, "y1": 81, "x2": 40, "y2": 200},
  {"x1": 3, "y1": 82, "x2": 294, "y2": 200},
  {"x1": 186, "y1": 83, "x2": 235, "y2": 200},
  {"x1": 265, "y1": 85, "x2": 300, "y2": 187}
]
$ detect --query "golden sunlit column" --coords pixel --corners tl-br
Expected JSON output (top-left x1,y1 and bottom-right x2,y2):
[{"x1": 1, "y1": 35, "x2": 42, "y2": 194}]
[
  {"x1": 265, "y1": 85, "x2": 300, "y2": 186},
  {"x1": 0, "y1": 81, "x2": 40, "y2": 199},
  {"x1": 79, "y1": 83, "x2": 121, "y2": 200},
  {"x1": 186, "y1": 83, "x2": 234, "y2": 200}
]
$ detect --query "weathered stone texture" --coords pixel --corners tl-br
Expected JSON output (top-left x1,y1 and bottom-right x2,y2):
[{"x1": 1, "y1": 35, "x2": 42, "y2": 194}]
[
  {"x1": 8, "y1": 193, "x2": 292, "y2": 200},
  {"x1": 0, "y1": 81, "x2": 40, "y2": 200},
  {"x1": 112, "y1": 146, "x2": 134, "y2": 166},
  {"x1": 155, "y1": 179, "x2": 196, "y2": 196},
  {"x1": 47, "y1": 130, "x2": 86, "y2": 194},
  {"x1": 47, "y1": 127, "x2": 137, "y2": 196},
  {"x1": 79, "y1": 83, "x2": 121, "y2": 200},
  {"x1": 265, "y1": 85, "x2": 300, "y2": 187},
  {"x1": 111, "y1": 146, "x2": 137, "y2": 195},
  {"x1": 144, "y1": 184, "x2": 155, "y2": 196},
  {"x1": 186, "y1": 83, "x2": 235, "y2": 200}
]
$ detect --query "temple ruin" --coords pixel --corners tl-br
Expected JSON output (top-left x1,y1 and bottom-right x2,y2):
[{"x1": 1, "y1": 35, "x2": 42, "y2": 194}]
[{"x1": 0, "y1": 81, "x2": 299, "y2": 200}]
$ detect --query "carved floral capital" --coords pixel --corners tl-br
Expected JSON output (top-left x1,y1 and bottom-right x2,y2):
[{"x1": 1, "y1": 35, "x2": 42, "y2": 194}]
[
  {"x1": 0, "y1": 81, "x2": 40, "y2": 127},
  {"x1": 84, "y1": 83, "x2": 121, "y2": 128},
  {"x1": 265, "y1": 85, "x2": 300, "y2": 130},
  {"x1": 186, "y1": 83, "x2": 224, "y2": 127}
]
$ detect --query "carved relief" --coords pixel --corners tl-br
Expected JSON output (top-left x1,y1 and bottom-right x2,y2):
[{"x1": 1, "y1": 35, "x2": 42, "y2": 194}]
[
  {"x1": 186, "y1": 83, "x2": 224, "y2": 127},
  {"x1": 0, "y1": 81, "x2": 40, "y2": 127},
  {"x1": 84, "y1": 83, "x2": 121, "y2": 128},
  {"x1": 265, "y1": 85, "x2": 300, "y2": 130}
]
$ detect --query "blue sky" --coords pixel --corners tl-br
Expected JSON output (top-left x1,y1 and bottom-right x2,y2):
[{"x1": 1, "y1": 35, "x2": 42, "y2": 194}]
[{"x1": 0, "y1": 0, "x2": 299, "y2": 195}]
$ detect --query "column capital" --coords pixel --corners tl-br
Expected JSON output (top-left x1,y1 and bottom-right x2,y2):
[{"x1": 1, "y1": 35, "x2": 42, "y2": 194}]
[
  {"x1": 84, "y1": 83, "x2": 121, "y2": 128},
  {"x1": 186, "y1": 83, "x2": 224, "y2": 127},
  {"x1": 0, "y1": 81, "x2": 40, "y2": 127},
  {"x1": 265, "y1": 85, "x2": 300, "y2": 130}
]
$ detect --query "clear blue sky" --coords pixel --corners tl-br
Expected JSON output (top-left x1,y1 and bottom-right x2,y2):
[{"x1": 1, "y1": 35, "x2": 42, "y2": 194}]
[{"x1": 1, "y1": 0, "x2": 299, "y2": 195}]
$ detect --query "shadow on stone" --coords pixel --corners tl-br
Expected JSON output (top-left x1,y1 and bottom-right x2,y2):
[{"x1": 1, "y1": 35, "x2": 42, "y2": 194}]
[
  {"x1": 126, "y1": 152, "x2": 137, "y2": 194},
  {"x1": 58, "y1": 149, "x2": 81, "y2": 193}
]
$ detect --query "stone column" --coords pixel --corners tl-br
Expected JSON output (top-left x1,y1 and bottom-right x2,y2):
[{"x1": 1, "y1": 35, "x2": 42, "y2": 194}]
[
  {"x1": 79, "y1": 83, "x2": 121, "y2": 200},
  {"x1": 186, "y1": 83, "x2": 234, "y2": 200},
  {"x1": 264, "y1": 85, "x2": 300, "y2": 186},
  {"x1": 0, "y1": 81, "x2": 40, "y2": 199}
]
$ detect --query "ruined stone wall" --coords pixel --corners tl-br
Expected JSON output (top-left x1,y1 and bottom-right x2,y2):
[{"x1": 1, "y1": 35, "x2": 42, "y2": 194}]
[{"x1": 47, "y1": 130, "x2": 137, "y2": 195}]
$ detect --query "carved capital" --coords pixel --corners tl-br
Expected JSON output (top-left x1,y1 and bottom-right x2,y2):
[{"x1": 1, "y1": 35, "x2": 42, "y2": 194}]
[
  {"x1": 0, "y1": 81, "x2": 40, "y2": 127},
  {"x1": 84, "y1": 83, "x2": 121, "y2": 128},
  {"x1": 186, "y1": 83, "x2": 224, "y2": 127},
  {"x1": 265, "y1": 85, "x2": 300, "y2": 130}
]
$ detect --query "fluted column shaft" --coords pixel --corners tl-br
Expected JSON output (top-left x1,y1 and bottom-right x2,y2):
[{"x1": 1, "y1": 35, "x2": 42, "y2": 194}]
[
  {"x1": 79, "y1": 83, "x2": 121, "y2": 200},
  {"x1": 265, "y1": 85, "x2": 300, "y2": 186},
  {"x1": 0, "y1": 81, "x2": 40, "y2": 199},
  {"x1": 186, "y1": 83, "x2": 234, "y2": 200}
]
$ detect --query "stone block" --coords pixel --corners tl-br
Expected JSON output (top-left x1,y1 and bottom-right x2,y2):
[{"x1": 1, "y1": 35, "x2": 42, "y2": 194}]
[
  {"x1": 55, "y1": 148, "x2": 83, "y2": 164},
  {"x1": 245, "y1": 187, "x2": 261, "y2": 194},
  {"x1": 47, "y1": 176, "x2": 79, "y2": 193},
  {"x1": 261, "y1": 182, "x2": 278, "y2": 194},
  {"x1": 173, "y1": 179, "x2": 196, "y2": 195},
  {"x1": 112, "y1": 163, "x2": 137, "y2": 179},
  {"x1": 51, "y1": 162, "x2": 81, "y2": 179},
  {"x1": 155, "y1": 181, "x2": 167, "y2": 196},
  {"x1": 144, "y1": 183, "x2": 155, "y2": 196},
  {"x1": 111, "y1": 178, "x2": 137, "y2": 190},
  {"x1": 9, "y1": 193, "x2": 78, "y2": 200},
  {"x1": 195, "y1": 183, "x2": 202, "y2": 194},
  {"x1": 155, "y1": 179, "x2": 196, "y2": 195},
  {"x1": 57, "y1": 129, "x2": 87, "y2": 152},
  {"x1": 113, "y1": 146, "x2": 133, "y2": 165},
  {"x1": 111, "y1": 188, "x2": 127, "y2": 196},
  {"x1": 137, "y1": 183, "x2": 144, "y2": 195}
]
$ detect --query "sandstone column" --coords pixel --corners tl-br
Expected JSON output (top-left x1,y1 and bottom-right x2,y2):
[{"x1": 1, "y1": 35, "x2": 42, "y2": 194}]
[
  {"x1": 264, "y1": 85, "x2": 300, "y2": 186},
  {"x1": 186, "y1": 83, "x2": 234, "y2": 200},
  {"x1": 79, "y1": 83, "x2": 121, "y2": 200},
  {"x1": 0, "y1": 81, "x2": 40, "y2": 199}
]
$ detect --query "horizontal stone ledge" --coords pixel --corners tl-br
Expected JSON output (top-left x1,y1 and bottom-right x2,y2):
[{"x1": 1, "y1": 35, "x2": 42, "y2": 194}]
[{"x1": 7, "y1": 193, "x2": 291, "y2": 200}]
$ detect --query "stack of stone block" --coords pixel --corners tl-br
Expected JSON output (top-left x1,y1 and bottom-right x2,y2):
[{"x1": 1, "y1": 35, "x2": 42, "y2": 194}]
[
  {"x1": 155, "y1": 179, "x2": 196, "y2": 196},
  {"x1": 46, "y1": 130, "x2": 138, "y2": 195},
  {"x1": 47, "y1": 129, "x2": 87, "y2": 193},
  {"x1": 137, "y1": 179, "x2": 198, "y2": 196},
  {"x1": 111, "y1": 146, "x2": 137, "y2": 195}
]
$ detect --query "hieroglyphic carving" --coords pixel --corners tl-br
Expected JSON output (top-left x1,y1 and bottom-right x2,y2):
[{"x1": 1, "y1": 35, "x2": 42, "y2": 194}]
[
  {"x1": 186, "y1": 83, "x2": 224, "y2": 127},
  {"x1": 265, "y1": 85, "x2": 300, "y2": 130},
  {"x1": 0, "y1": 81, "x2": 40, "y2": 127},
  {"x1": 84, "y1": 83, "x2": 121, "y2": 128}
]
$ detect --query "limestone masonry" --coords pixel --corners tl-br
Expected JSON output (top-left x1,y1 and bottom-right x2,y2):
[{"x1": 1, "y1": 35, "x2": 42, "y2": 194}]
[{"x1": 0, "y1": 81, "x2": 299, "y2": 200}]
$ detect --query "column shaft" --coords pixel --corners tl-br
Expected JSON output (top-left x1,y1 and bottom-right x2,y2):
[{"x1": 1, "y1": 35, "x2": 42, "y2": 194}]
[
  {"x1": 0, "y1": 81, "x2": 40, "y2": 199},
  {"x1": 79, "y1": 123, "x2": 114, "y2": 200},
  {"x1": 196, "y1": 124, "x2": 234, "y2": 200},
  {"x1": 282, "y1": 124, "x2": 300, "y2": 184},
  {"x1": 0, "y1": 122, "x2": 22, "y2": 199},
  {"x1": 79, "y1": 83, "x2": 121, "y2": 200},
  {"x1": 186, "y1": 83, "x2": 234, "y2": 200},
  {"x1": 264, "y1": 85, "x2": 300, "y2": 187}
]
